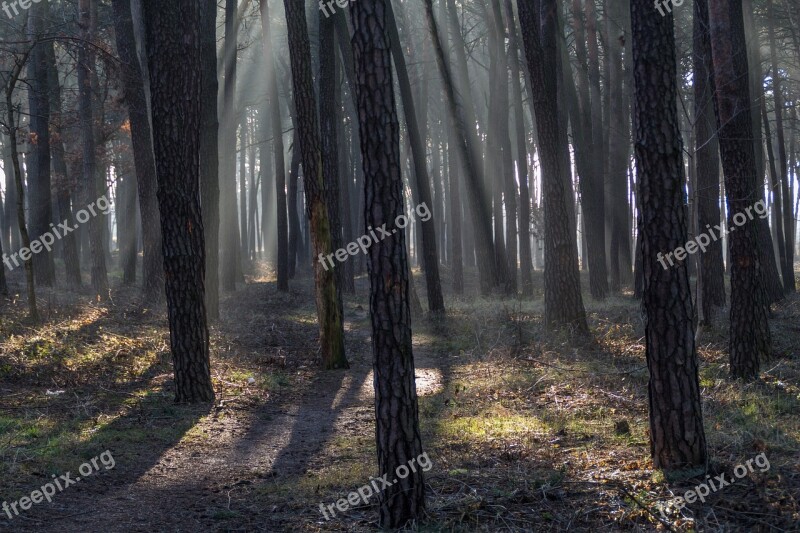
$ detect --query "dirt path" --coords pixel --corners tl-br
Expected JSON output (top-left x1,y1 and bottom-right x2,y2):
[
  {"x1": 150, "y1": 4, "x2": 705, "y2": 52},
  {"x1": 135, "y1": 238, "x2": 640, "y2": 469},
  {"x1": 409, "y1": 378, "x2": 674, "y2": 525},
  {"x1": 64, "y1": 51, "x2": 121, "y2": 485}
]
[{"x1": 5, "y1": 281, "x2": 442, "y2": 533}]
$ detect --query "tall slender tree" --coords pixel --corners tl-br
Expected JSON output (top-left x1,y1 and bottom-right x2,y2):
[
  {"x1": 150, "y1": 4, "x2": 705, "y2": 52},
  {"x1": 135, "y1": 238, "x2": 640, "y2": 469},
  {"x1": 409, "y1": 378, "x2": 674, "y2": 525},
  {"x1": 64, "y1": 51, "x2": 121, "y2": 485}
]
[
  {"x1": 142, "y1": 0, "x2": 215, "y2": 403},
  {"x1": 350, "y1": 0, "x2": 426, "y2": 526},
  {"x1": 630, "y1": 0, "x2": 708, "y2": 474},
  {"x1": 112, "y1": 0, "x2": 164, "y2": 299},
  {"x1": 200, "y1": 0, "x2": 221, "y2": 319},
  {"x1": 283, "y1": 0, "x2": 347, "y2": 370},
  {"x1": 518, "y1": 0, "x2": 589, "y2": 333},
  {"x1": 707, "y1": 0, "x2": 772, "y2": 379},
  {"x1": 260, "y1": 0, "x2": 288, "y2": 291}
]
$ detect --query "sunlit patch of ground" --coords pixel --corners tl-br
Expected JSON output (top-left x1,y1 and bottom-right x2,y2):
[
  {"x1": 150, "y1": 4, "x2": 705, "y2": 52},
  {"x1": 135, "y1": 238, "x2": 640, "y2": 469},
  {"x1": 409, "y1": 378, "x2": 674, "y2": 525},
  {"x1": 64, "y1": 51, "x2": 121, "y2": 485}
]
[{"x1": 0, "y1": 263, "x2": 798, "y2": 531}]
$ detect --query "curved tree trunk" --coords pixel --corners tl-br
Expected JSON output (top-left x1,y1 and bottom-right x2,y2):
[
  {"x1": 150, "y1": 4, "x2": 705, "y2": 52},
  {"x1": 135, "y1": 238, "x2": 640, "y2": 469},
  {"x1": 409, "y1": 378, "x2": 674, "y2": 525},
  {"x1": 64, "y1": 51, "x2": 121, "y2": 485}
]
[{"x1": 518, "y1": 0, "x2": 588, "y2": 333}]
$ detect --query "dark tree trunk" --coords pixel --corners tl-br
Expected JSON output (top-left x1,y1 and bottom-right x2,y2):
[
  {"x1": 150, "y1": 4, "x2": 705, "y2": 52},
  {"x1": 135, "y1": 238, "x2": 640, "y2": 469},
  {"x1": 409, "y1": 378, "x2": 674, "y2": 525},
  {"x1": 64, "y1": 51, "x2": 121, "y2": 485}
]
[
  {"x1": 113, "y1": 0, "x2": 164, "y2": 299},
  {"x1": 386, "y1": 0, "x2": 445, "y2": 312},
  {"x1": 318, "y1": 8, "x2": 345, "y2": 311},
  {"x1": 79, "y1": 0, "x2": 109, "y2": 300},
  {"x1": 707, "y1": 0, "x2": 771, "y2": 380},
  {"x1": 571, "y1": 0, "x2": 608, "y2": 299},
  {"x1": 350, "y1": 1, "x2": 426, "y2": 527},
  {"x1": 46, "y1": 38, "x2": 82, "y2": 287},
  {"x1": 260, "y1": 0, "x2": 288, "y2": 291},
  {"x1": 693, "y1": 0, "x2": 726, "y2": 321},
  {"x1": 283, "y1": 0, "x2": 348, "y2": 370},
  {"x1": 200, "y1": 0, "x2": 221, "y2": 319},
  {"x1": 518, "y1": 0, "x2": 589, "y2": 333},
  {"x1": 27, "y1": 1, "x2": 56, "y2": 287},
  {"x1": 630, "y1": 0, "x2": 708, "y2": 475},
  {"x1": 143, "y1": 0, "x2": 215, "y2": 403}
]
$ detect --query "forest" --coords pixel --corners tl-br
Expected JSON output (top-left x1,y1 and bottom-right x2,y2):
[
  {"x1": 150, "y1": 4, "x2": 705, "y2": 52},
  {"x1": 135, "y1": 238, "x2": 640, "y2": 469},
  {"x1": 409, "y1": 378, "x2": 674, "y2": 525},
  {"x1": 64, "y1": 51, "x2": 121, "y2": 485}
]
[{"x1": 0, "y1": 0, "x2": 798, "y2": 531}]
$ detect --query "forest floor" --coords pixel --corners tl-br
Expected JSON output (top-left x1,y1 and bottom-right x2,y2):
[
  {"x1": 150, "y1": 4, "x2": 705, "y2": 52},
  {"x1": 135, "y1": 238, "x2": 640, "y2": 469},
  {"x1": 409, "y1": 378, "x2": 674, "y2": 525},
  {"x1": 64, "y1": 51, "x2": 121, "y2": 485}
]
[{"x1": 0, "y1": 261, "x2": 798, "y2": 532}]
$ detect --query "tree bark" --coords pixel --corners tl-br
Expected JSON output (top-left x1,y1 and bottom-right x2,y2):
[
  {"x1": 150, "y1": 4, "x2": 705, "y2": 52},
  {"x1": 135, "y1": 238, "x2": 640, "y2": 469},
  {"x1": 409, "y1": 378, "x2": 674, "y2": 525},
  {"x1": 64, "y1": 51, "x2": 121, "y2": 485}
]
[
  {"x1": 707, "y1": 0, "x2": 772, "y2": 380},
  {"x1": 200, "y1": 0, "x2": 221, "y2": 319},
  {"x1": 113, "y1": 0, "x2": 164, "y2": 299},
  {"x1": 79, "y1": 0, "x2": 109, "y2": 300},
  {"x1": 518, "y1": 0, "x2": 588, "y2": 333},
  {"x1": 630, "y1": 0, "x2": 708, "y2": 474},
  {"x1": 143, "y1": 0, "x2": 215, "y2": 403},
  {"x1": 350, "y1": 1, "x2": 426, "y2": 527},
  {"x1": 283, "y1": 0, "x2": 348, "y2": 370},
  {"x1": 693, "y1": 0, "x2": 726, "y2": 321}
]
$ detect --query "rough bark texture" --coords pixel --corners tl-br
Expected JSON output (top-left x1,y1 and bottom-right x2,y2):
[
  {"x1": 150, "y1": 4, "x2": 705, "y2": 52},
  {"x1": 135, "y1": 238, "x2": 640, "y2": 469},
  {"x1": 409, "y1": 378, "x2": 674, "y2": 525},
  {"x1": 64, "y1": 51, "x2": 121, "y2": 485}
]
[
  {"x1": 693, "y1": 0, "x2": 726, "y2": 320},
  {"x1": 707, "y1": 0, "x2": 772, "y2": 380},
  {"x1": 27, "y1": 1, "x2": 56, "y2": 287},
  {"x1": 283, "y1": 0, "x2": 348, "y2": 370},
  {"x1": 630, "y1": 0, "x2": 708, "y2": 474},
  {"x1": 143, "y1": 0, "x2": 215, "y2": 403},
  {"x1": 200, "y1": 0, "x2": 221, "y2": 319},
  {"x1": 113, "y1": 0, "x2": 164, "y2": 300},
  {"x1": 350, "y1": 1, "x2": 426, "y2": 527},
  {"x1": 518, "y1": 0, "x2": 589, "y2": 333}
]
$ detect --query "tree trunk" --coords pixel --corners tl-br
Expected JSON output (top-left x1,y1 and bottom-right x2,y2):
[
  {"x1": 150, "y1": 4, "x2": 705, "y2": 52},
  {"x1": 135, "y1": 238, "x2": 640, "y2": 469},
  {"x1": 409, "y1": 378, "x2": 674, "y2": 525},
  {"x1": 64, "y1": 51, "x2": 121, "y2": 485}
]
[
  {"x1": 283, "y1": 0, "x2": 348, "y2": 370},
  {"x1": 504, "y1": 0, "x2": 533, "y2": 296},
  {"x1": 27, "y1": 1, "x2": 56, "y2": 287},
  {"x1": 200, "y1": 0, "x2": 221, "y2": 319},
  {"x1": 630, "y1": 0, "x2": 708, "y2": 474},
  {"x1": 693, "y1": 0, "x2": 726, "y2": 321},
  {"x1": 386, "y1": 1, "x2": 445, "y2": 312},
  {"x1": 113, "y1": 0, "x2": 164, "y2": 299},
  {"x1": 260, "y1": 0, "x2": 288, "y2": 291},
  {"x1": 221, "y1": 0, "x2": 242, "y2": 291},
  {"x1": 708, "y1": 0, "x2": 771, "y2": 380},
  {"x1": 350, "y1": 1, "x2": 426, "y2": 526},
  {"x1": 79, "y1": 0, "x2": 109, "y2": 300},
  {"x1": 142, "y1": 0, "x2": 215, "y2": 403},
  {"x1": 518, "y1": 0, "x2": 589, "y2": 333}
]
